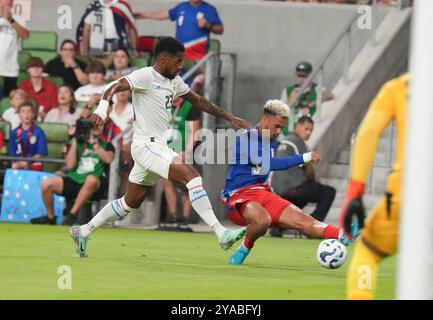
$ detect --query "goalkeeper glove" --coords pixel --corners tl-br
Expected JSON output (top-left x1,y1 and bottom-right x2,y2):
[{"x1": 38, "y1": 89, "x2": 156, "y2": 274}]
[{"x1": 339, "y1": 180, "x2": 366, "y2": 239}]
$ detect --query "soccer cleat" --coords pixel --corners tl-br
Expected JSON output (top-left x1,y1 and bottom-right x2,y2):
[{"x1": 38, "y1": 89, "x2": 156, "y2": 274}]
[
  {"x1": 229, "y1": 244, "x2": 251, "y2": 265},
  {"x1": 219, "y1": 227, "x2": 247, "y2": 250},
  {"x1": 69, "y1": 226, "x2": 89, "y2": 258}
]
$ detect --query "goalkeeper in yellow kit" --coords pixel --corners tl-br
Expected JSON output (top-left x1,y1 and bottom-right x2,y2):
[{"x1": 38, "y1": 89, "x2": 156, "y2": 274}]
[{"x1": 339, "y1": 74, "x2": 408, "y2": 300}]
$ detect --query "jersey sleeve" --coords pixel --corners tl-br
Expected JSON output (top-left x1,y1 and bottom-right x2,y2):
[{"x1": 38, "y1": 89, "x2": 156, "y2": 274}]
[
  {"x1": 168, "y1": 4, "x2": 180, "y2": 22},
  {"x1": 125, "y1": 68, "x2": 153, "y2": 91},
  {"x1": 351, "y1": 79, "x2": 396, "y2": 183},
  {"x1": 206, "y1": 5, "x2": 223, "y2": 26},
  {"x1": 175, "y1": 76, "x2": 190, "y2": 97}
]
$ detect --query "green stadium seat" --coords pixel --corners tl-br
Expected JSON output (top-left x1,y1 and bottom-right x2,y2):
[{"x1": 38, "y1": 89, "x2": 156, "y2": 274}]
[
  {"x1": 38, "y1": 122, "x2": 69, "y2": 172},
  {"x1": 18, "y1": 51, "x2": 31, "y2": 71},
  {"x1": 0, "y1": 121, "x2": 11, "y2": 155},
  {"x1": 46, "y1": 76, "x2": 64, "y2": 87},
  {"x1": 17, "y1": 71, "x2": 29, "y2": 85},
  {"x1": 183, "y1": 60, "x2": 196, "y2": 70},
  {"x1": 76, "y1": 55, "x2": 91, "y2": 65},
  {"x1": 209, "y1": 39, "x2": 221, "y2": 54},
  {"x1": 23, "y1": 50, "x2": 58, "y2": 64},
  {"x1": 130, "y1": 58, "x2": 148, "y2": 68},
  {"x1": 22, "y1": 31, "x2": 57, "y2": 51},
  {"x1": 0, "y1": 98, "x2": 11, "y2": 116}
]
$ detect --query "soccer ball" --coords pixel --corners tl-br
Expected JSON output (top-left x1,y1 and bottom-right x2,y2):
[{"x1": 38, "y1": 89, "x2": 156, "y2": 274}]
[{"x1": 316, "y1": 239, "x2": 347, "y2": 269}]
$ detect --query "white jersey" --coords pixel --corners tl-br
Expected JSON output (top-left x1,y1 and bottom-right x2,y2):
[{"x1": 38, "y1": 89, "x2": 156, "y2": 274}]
[{"x1": 125, "y1": 67, "x2": 190, "y2": 141}]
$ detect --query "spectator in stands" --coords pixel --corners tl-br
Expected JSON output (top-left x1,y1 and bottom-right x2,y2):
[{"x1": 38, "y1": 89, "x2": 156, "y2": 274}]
[
  {"x1": 44, "y1": 85, "x2": 83, "y2": 136},
  {"x1": 30, "y1": 120, "x2": 115, "y2": 225},
  {"x1": 161, "y1": 96, "x2": 202, "y2": 229},
  {"x1": 19, "y1": 57, "x2": 58, "y2": 121},
  {"x1": 0, "y1": 0, "x2": 29, "y2": 98},
  {"x1": 76, "y1": 0, "x2": 139, "y2": 62},
  {"x1": 270, "y1": 116, "x2": 336, "y2": 237},
  {"x1": 8, "y1": 100, "x2": 48, "y2": 170},
  {"x1": 74, "y1": 60, "x2": 106, "y2": 106},
  {"x1": 45, "y1": 40, "x2": 88, "y2": 91},
  {"x1": 281, "y1": 61, "x2": 334, "y2": 121},
  {"x1": 136, "y1": 0, "x2": 223, "y2": 62},
  {"x1": 1, "y1": 88, "x2": 28, "y2": 129},
  {"x1": 105, "y1": 48, "x2": 138, "y2": 81}
]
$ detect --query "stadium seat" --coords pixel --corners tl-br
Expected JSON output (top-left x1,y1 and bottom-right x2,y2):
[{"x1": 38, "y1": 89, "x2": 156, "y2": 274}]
[
  {"x1": 46, "y1": 76, "x2": 64, "y2": 87},
  {"x1": 183, "y1": 60, "x2": 196, "y2": 70},
  {"x1": 17, "y1": 71, "x2": 29, "y2": 85},
  {"x1": 131, "y1": 57, "x2": 148, "y2": 68},
  {"x1": 76, "y1": 55, "x2": 90, "y2": 65},
  {"x1": 0, "y1": 121, "x2": 11, "y2": 156},
  {"x1": 209, "y1": 39, "x2": 221, "y2": 54},
  {"x1": 18, "y1": 51, "x2": 31, "y2": 71},
  {"x1": 23, "y1": 50, "x2": 58, "y2": 64},
  {"x1": 37, "y1": 122, "x2": 69, "y2": 173},
  {"x1": 22, "y1": 31, "x2": 58, "y2": 51},
  {"x1": 0, "y1": 98, "x2": 11, "y2": 116}
]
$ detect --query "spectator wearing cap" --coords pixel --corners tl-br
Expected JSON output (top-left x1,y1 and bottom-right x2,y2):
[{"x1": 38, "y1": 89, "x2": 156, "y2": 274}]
[
  {"x1": 19, "y1": 57, "x2": 59, "y2": 120},
  {"x1": 281, "y1": 61, "x2": 334, "y2": 129},
  {"x1": 8, "y1": 100, "x2": 48, "y2": 170},
  {"x1": 45, "y1": 39, "x2": 88, "y2": 91},
  {"x1": 74, "y1": 60, "x2": 106, "y2": 109}
]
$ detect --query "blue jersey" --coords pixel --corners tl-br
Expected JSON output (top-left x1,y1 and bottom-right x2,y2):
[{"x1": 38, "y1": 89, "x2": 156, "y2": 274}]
[
  {"x1": 168, "y1": 1, "x2": 222, "y2": 61},
  {"x1": 222, "y1": 128, "x2": 305, "y2": 201},
  {"x1": 9, "y1": 124, "x2": 48, "y2": 158}
]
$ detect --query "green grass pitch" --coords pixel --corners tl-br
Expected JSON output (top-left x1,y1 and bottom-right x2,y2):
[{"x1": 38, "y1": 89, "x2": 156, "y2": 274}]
[{"x1": 0, "y1": 223, "x2": 396, "y2": 299}]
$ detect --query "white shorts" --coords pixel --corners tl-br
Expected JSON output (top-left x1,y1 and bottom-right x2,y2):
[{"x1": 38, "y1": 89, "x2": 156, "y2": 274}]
[{"x1": 129, "y1": 137, "x2": 178, "y2": 186}]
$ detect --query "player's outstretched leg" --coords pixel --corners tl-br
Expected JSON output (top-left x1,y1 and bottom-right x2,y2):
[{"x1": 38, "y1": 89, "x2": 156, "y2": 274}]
[
  {"x1": 229, "y1": 202, "x2": 272, "y2": 265},
  {"x1": 278, "y1": 205, "x2": 356, "y2": 246},
  {"x1": 69, "y1": 182, "x2": 149, "y2": 257},
  {"x1": 186, "y1": 176, "x2": 246, "y2": 250},
  {"x1": 169, "y1": 162, "x2": 246, "y2": 250}
]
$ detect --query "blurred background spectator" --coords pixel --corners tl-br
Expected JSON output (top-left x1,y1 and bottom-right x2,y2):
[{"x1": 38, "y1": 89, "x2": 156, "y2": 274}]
[
  {"x1": 76, "y1": 0, "x2": 139, "y2": 65},
  {"x1": 8, "y1": 101, "x2": 48, "y2": 170},
  {"x1": 105, "y1": 48, "x2": 138, "y2": 81},
  {"x1": 0, "y1": 0, "x2": 29, "y2": 99},
  {"x1": 44, "y1": 85, "x2": 83, "y2": 136},
  {"x1": 1, "y1": 88, "x2": 28, "y2": 129},
  {"x1": 19, "y1": 57, "x2": 58, "y2": 121},
  {"x1": 74, "y1": 60, "x2": 106, "y2": 107},
  {"x1": 44, "y1": 39, "x2": 88, "y2": 91},
  {"x1": 31, "y1": 121, "x2": 114, "y2": 225}
]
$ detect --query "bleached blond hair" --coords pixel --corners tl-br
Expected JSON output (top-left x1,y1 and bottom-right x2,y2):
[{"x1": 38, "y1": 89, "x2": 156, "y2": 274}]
[{"x1": 263, "y1": 99, "x2": 290, "y2": 118}]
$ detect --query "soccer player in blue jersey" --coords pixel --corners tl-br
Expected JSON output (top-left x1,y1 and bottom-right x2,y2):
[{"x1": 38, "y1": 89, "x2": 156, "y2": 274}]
[{"x1": 221, "y1": 100, "x2": 355, "y2": 265}]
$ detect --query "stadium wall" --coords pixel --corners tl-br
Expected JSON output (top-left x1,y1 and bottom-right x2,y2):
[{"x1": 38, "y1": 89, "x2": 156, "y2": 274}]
[{"x1": 29, "y1": 0, "x2": 360, "y2": 124}]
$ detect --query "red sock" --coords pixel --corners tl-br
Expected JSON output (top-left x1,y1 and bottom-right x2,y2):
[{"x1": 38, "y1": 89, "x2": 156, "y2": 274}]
[
  {"x1": 323, "y1": 225, "x2": 340, "y2": 239},
  {"x1": 243, "y1": 235, "x2": 254, "y2": 249}
]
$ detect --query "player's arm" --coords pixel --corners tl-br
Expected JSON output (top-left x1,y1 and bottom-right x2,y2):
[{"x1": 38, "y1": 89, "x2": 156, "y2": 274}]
[
  {"x1": 91, "y1": 78, "x2": 131, "y2": 127},
  {"x1": 135, "y1": 9, "x2": 169, "y2": 20},
  {"x1": 268, "y1": 152, "x2": 320, "y2": 171},
  {"x1": 182, "y1": 90, "x2": 251, "y2": 129},
  {"x1": 339, "y1": 80, "x2": 396, "y2": 237}
]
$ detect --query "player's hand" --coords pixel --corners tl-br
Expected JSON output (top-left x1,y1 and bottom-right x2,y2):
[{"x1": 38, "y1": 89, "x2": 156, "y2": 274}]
[
  {"x1": 339, "y1": 180, "x2": 366, "y2": 239},
  {"x1": 91, "y1": 112, "x2": 105, "y2": 128},
  {"x1": 310, "y1": 151, "x2": 321, "y2": 165},
  {"x1": 230, "y1": 117, "x2": 252, "y2": 130},
  {"x1": 197, "y1": 18, "x2": 210, "y2": 29}
]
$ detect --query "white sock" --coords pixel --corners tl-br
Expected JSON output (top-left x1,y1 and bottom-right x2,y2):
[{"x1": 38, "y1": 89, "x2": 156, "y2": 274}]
[
  {"x1": 80, "y1": 196, "x2": 135, "y2": 238},
  {"x1": 186, "y1": 176, "x2": 226, "y2": 240}
]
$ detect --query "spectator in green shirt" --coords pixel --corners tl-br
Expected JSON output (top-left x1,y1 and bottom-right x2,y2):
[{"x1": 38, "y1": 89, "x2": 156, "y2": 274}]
[{"x1": 30, "y1": 120, "x2": 115, "y2": 225}]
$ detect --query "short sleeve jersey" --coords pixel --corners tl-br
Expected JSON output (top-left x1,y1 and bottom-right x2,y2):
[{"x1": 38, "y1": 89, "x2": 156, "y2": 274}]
[{"x1": 125, "y1": 67, "x2": 190, "y2": 140}]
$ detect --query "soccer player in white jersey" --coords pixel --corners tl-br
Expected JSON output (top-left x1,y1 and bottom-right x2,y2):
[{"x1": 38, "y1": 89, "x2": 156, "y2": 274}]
[{"x1": 69, "y1": 36, "x2": 251, "y2": 257}]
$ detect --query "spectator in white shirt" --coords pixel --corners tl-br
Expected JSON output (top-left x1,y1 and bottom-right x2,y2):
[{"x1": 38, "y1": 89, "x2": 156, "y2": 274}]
[
  {"x1": 1, "y1": 88, "x2": 27, "y2": 129},
  {"x1": 0, "y1": 0, "x2": 29, "y2": 98},
  {"x1": 74, "y1": 60, "x2": 106, "y2": 107},
  {"x1": 45, "y1": 85, "x2": 83, "y2": 135}
]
